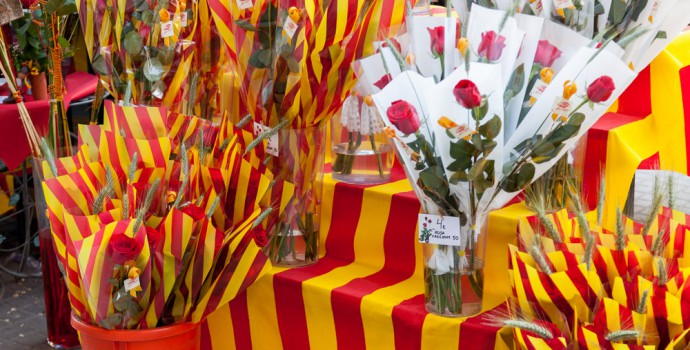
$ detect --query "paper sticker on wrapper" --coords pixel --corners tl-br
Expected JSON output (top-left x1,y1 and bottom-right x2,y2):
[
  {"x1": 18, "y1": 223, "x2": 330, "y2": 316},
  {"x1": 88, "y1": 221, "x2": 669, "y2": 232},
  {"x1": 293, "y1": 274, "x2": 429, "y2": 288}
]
[
  {"x1": 529, "y1": 0, "x2": 543, "y2": 16},
  {"x1": 161, "y1": 21, "x2": 174, "y2": 38},
  {"x1": 180, "y1": 12, "x2": 188, "y2": 27},
  {"x1": 552, "y1": 96, "x2": 572, "y2": 116},
  {"x1": 553, "y1": 0, "x2": 574, "y2": 9},
  {"x1": 284, "y1": 17, "x2": 298, "y2": 38},
  {"x1": 124, "y1": 276, "x2": 140, "y2": 292},
  {"x1": 418, "y1": 214, "x2": 461, "y2": 246},
  {"x1": 529, "y1": 79, "x2": 549, "y2": 100},
  {"x1": 236, "y1": 0, "x2": 252, "y2": 10},
  {"x1": 253, "y1": 122, "x2": 279, "y2": 157}
]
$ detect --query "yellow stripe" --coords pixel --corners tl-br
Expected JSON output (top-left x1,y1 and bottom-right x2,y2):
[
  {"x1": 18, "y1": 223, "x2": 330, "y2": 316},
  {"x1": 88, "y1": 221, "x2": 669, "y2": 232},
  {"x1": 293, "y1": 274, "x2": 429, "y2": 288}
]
[
  {"x1": 420, "y1": 314, "x2": 459, "y2": 350},
  {"x1": 207, "y1": 305, "x2": 236, "y2": 349},
  {"x1": 246, "y1": 267, "x2": 288, "y2": 349},
  {"x1": 303, "y1": 178, "x2": 407, "y2": 349}
]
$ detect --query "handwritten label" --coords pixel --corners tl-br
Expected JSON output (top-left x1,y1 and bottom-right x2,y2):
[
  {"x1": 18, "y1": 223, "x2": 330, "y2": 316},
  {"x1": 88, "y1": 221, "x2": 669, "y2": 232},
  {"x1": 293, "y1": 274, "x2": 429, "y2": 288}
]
[
  {"x1": 553, "y1": 0, "x2": 574, "y2": 9},
  {"x1": 552, "y1": 96, "x2": 572, "y2": 116},
  {"x1": 529, "y1": 79, "x2": 549, "y2": 100},
  {"x1": 236, "y1": 0, "x2": 252, "y2": 10},
  {"x1": 180, "y1": 12, "x2": 188, "y2": 27},
  {"x1": 284, "y1": 17, "x2": 298, "y2": 39},
  {"x1": 124, "y1": 276, "x2": 140, "y2": 292},
  {"x1": 528, "y1": 0, "x2": 543, "y2": 16},
  {"x1": 418, "y1": 214, "x2": 461, "y2": 246},
  {"x1": 161, "y1": 21, "x2": 174, "y2": 38},
  {"x1": 253, "y1": 122, "x2": 279, "y2": 157}
]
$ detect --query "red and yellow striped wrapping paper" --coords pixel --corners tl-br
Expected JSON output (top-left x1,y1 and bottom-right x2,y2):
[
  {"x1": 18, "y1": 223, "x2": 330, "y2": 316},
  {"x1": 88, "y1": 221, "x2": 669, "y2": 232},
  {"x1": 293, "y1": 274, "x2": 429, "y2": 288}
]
[
  {"x1": 580, "y1": 32, "x2": 690, "y2": 228},
  {"x1": 197, "y1": 163, "x2": 533, "y2": 349}
]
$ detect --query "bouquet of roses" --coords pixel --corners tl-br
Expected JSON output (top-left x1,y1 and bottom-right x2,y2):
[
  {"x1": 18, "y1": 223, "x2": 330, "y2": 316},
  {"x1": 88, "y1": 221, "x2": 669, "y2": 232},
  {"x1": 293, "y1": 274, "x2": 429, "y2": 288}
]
[
  {"x1": 40, "y1": 101, "x2": 293, "y2": 329},
  {"x1": 360, "y1": 1, "x2": 690, "y2": 317},
  {"x1": 76, "y1": 0, "x2": 202, "y2": 112}
]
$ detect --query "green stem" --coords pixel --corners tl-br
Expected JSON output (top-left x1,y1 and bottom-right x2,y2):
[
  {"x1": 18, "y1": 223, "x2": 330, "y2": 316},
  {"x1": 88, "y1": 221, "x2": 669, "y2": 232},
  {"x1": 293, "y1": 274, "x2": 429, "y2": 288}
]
[{"x1": 369, "y1": 134, "x2": 384, "y2": 177}]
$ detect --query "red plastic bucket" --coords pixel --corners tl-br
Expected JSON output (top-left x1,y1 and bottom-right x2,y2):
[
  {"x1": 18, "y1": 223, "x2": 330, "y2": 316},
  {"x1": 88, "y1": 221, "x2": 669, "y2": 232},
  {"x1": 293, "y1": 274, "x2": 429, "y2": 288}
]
[{"x1": 71, "y1": 314, "x2": 201, "y2": 350}]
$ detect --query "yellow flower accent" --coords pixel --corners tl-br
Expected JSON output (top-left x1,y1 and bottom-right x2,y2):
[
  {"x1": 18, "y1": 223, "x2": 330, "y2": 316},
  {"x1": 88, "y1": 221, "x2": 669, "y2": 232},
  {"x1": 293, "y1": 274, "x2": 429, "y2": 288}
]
[
  {"x1": 540, "y1": 67, "x2": 554, "y2": 84},
  {"x1": 159, "y1": 9, "x2": 170, "y2": 22},
  {"x1": 179, "y1": 0, "x2": 186, "y2": 11},
  {"x1": 128, "y1": 266, "x2": 141, "y2": 280},
  {"x1": 363, "y1": 95, "x2": 374, "y2": 106},
  {"x1": 124, "y1": 260, "x2": 137, "y2": 270},
  {"x1": 410, "y1": 152, "x2": 421, "y2": 162},
  {"x1": 438, "y1": 116, "x2": 457, "y2": 129},
  {"x1": 30, "y1": 67, "x2": 39, "y2": 76},
  {"x1": 457, "y1": 38, "x2": 469, "y2": 59},
  {"x1": 288, "y1": 6, "x2": 301, "y2": 22},
  {"x1": 562, "y1": 80, "x2": 577, "y2": 99},
  {"x1": 457, "y1": 250, "x2": 466, "y2": 257},
  {"x1": 560, "y1": 116, "x2": 568, "y2": 122},
  {"x1": 406, "y1": 53, "x2": 415, "y2": 66},
  {"x1": 463, "y1": 132, "x2": 477, "y2": 141},
  {"x1": 166, "y1": 191, "x2": 177, "y2": 204},
  {"x1": 383, "y1": 126, "x2": 396, "y2": 139}
]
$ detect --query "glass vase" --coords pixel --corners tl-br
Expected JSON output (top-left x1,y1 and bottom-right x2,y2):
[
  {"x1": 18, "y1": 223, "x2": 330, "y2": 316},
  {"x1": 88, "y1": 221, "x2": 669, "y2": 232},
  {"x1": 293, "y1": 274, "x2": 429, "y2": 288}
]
[
  {"x1": 422, "y1": 220, "x2": 486, "y2": 317},
  {"x1": 265, "y1": 126, "x2": 325, "y2": 267},
  {"x1": 412, "y1": 0, "x2": 431, "y2": 16},
  {"x1": 32, "y1": 158, "x2": 81, "y2": 349},
  {"x1": 331, "y1": 95, "x2": 394, "y2": 185}
]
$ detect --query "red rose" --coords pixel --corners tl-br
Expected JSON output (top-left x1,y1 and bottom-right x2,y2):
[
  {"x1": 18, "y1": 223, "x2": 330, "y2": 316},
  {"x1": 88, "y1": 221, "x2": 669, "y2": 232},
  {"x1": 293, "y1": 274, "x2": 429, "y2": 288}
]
[
  {"x1": 253, "y1": 227, "x2": 268, "y2": 247},
  {"x1": 453, "y1": 79, "x2": 482, "y2": 109},
  {"x1": 387, "y1": 100, "x2": 421, "y2": 135},
  {"x1": 586, "y1": 76, "x2": 615, "y2": 103},
  {"x1": 534, "y1": 40, "x2": 562, "y2": 68},
  {"x1": 109, "y1": 233, "x2": 140, "y2": 264},
  {"x1": 477, "y1": 30, "x2": 507, "y2": 62},
  {"x1": 427, "y1": 26, "x2": 445, "y2": 57},
  {"x1": 374, "y1": 74, "x2": 392, "y2": 90}
]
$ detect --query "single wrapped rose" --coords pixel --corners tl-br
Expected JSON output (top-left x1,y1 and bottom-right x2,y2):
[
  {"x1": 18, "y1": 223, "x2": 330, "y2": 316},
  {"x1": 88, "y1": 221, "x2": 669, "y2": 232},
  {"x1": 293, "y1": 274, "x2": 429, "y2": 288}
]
[
  {"x1": 387, "y1": 100, "x2": 421, "y2": 135},
  {"x1": 586, "y1": 76, "x2": 615, "y2": 103},
  {"x1": 477, "y1": 30, "x2": 507, "y2": 62},
  {"x1": 374, "y1": 74, "x2": 392, "y2": 90},
  {"x1": 109, "y1": 233, "x2": 141, "y2": 264},
  {"x1": 254, "y1": 227, "x2": 268, "y2": 247},
  {"x1": 453, "y1": 79, "x2": 482, "y2": 109},
  {"x1": 427, "y1": 26, "x2": 445, "y2": 57},
  {"x1": 534, "y1": 40, "x2": 562, "y2": 67}
]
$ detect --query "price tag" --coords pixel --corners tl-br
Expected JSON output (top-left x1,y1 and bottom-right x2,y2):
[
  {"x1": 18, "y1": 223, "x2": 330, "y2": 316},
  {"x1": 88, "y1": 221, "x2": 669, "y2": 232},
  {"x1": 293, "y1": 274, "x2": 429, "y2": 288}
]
[
  {"x1": 418, "y1": 214, "x2": 461, "y2": 246},
  {"x1": 552, "y1": 96, "x2": 572, "y2": 116},
  {"x1": 180, "y1": 12, "x2": 188, "y2": 27},
  {"x1": 528, "y1": 0, "x2": 543, "y2": 16},
  {"x1": 553, "y1": 0, "x2": 574, "y2": 9},
  {"x1": 253, "y1": 122, "x2": 279, "y2": 157},
  {"x1": 161, "y1": 21, "x2": 174, "y2": 38},
  {"x1": 236, "y1": 0, "x2": 252, "y2": 10},
  {"x1": 447, "y1": 124, "x2": 476, "y2": 140},
  {"x1": 284, "y1": 17, "x2": 298, "y2": 39},
  {"x1": 124, "y1": 276, "x2": 140, "y2": 292},
  {"x1": 529, "y1": 79, "x2": 549, "y2": 100}
]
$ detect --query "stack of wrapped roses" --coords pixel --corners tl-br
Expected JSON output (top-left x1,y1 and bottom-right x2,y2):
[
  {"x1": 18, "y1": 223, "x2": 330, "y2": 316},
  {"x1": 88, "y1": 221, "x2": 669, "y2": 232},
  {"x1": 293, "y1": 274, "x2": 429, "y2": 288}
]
[{"x1": 40, "y1": 101, "x2": 293, "y2": 329}]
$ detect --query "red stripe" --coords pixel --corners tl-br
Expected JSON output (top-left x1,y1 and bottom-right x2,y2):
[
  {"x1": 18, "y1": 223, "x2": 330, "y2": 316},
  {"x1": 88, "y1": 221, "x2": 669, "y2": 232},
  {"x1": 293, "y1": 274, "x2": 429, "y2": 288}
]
[
  {"x1": 200, "y1": 320, "x2": 212, "y2": 350},
  {"x1": 458, "y1": 304, "x2": 505, "y2": 349},
  {"x1": 229, "y1": 293, "x2": 252, "y2": 350},
  {"x1": 617, "y1": 66, "x2": 651, "y2": 118},
  {"x1": 273, "y1": 182, "x2": 365, "y2": 349},
  {"x1": 133, "y1": 107, "x2": 159, "y2": 139},
  {"x1": 680, "y1": 65, "x2": 690, "y2": 175},
  {"x1": 391, "y1": 295, "x2": 425, "y2": 350},
  {"x1": 332, "y1": 190, "x2": 420, "y2": 348},
  {"x1": 652, "y1": 293, "x2": 671, "y2": 347}
]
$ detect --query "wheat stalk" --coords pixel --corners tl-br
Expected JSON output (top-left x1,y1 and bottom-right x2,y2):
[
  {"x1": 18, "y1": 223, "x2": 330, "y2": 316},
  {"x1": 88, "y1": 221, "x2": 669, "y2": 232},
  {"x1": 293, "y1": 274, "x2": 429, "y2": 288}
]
[
  {"x1": 197, "y1": 129, "x2": 207, "y2": 164},
  {"x1": 92, "y1": 167, "x2": 114, "y2": 213},
  {"x1": 173, "y1": 144, "x2": 189, "y2": 208},
  {"x1": 503, "y1": 319, "x2": 553, "y2": 339},
  {"x1": 133, "y1": 178, "x2": 160, "y2": 233},
  {"x1": 656, "y1": 257, "x2": 668, "y2": 286},
  {"x1": 206, "y1": 195, "x2": 221, "y2": 219},
  {"x1": 615, "y1": 207, "x2": 625, "y2": 251},
  {"x1": 605, "y1": 329, "x2": 639, "y2": 343},
  {"x1": 236, "y1": 114, "x2": 253, "y2": 128},
  {"x1": 252, "y1": 207, "x2": 274, "y2": 229},
  {"x1": 244, "y1": 118, "x2": 289, "y2": 156},
  {"x1": 652, "y1": 228, "x2": 666, "y2": 257},
  {"x1": 219, "y1": 138, "x2": 230, "y2": 153},
  {"x1": 667, "y1": 173, "x2": 675, "y2": 211},
  {"x1": 642, "y1": 178, "x2": 663, "y2": 236},
  {"x1": 637, "y1": 289, "x2": 649, "y2": 314},
  {"x1": 122, "y1": 152, "x2": 139, "y2": 218},
  {"x1": 529, "y1": 243, "x2": 553, "y2": 275}
]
